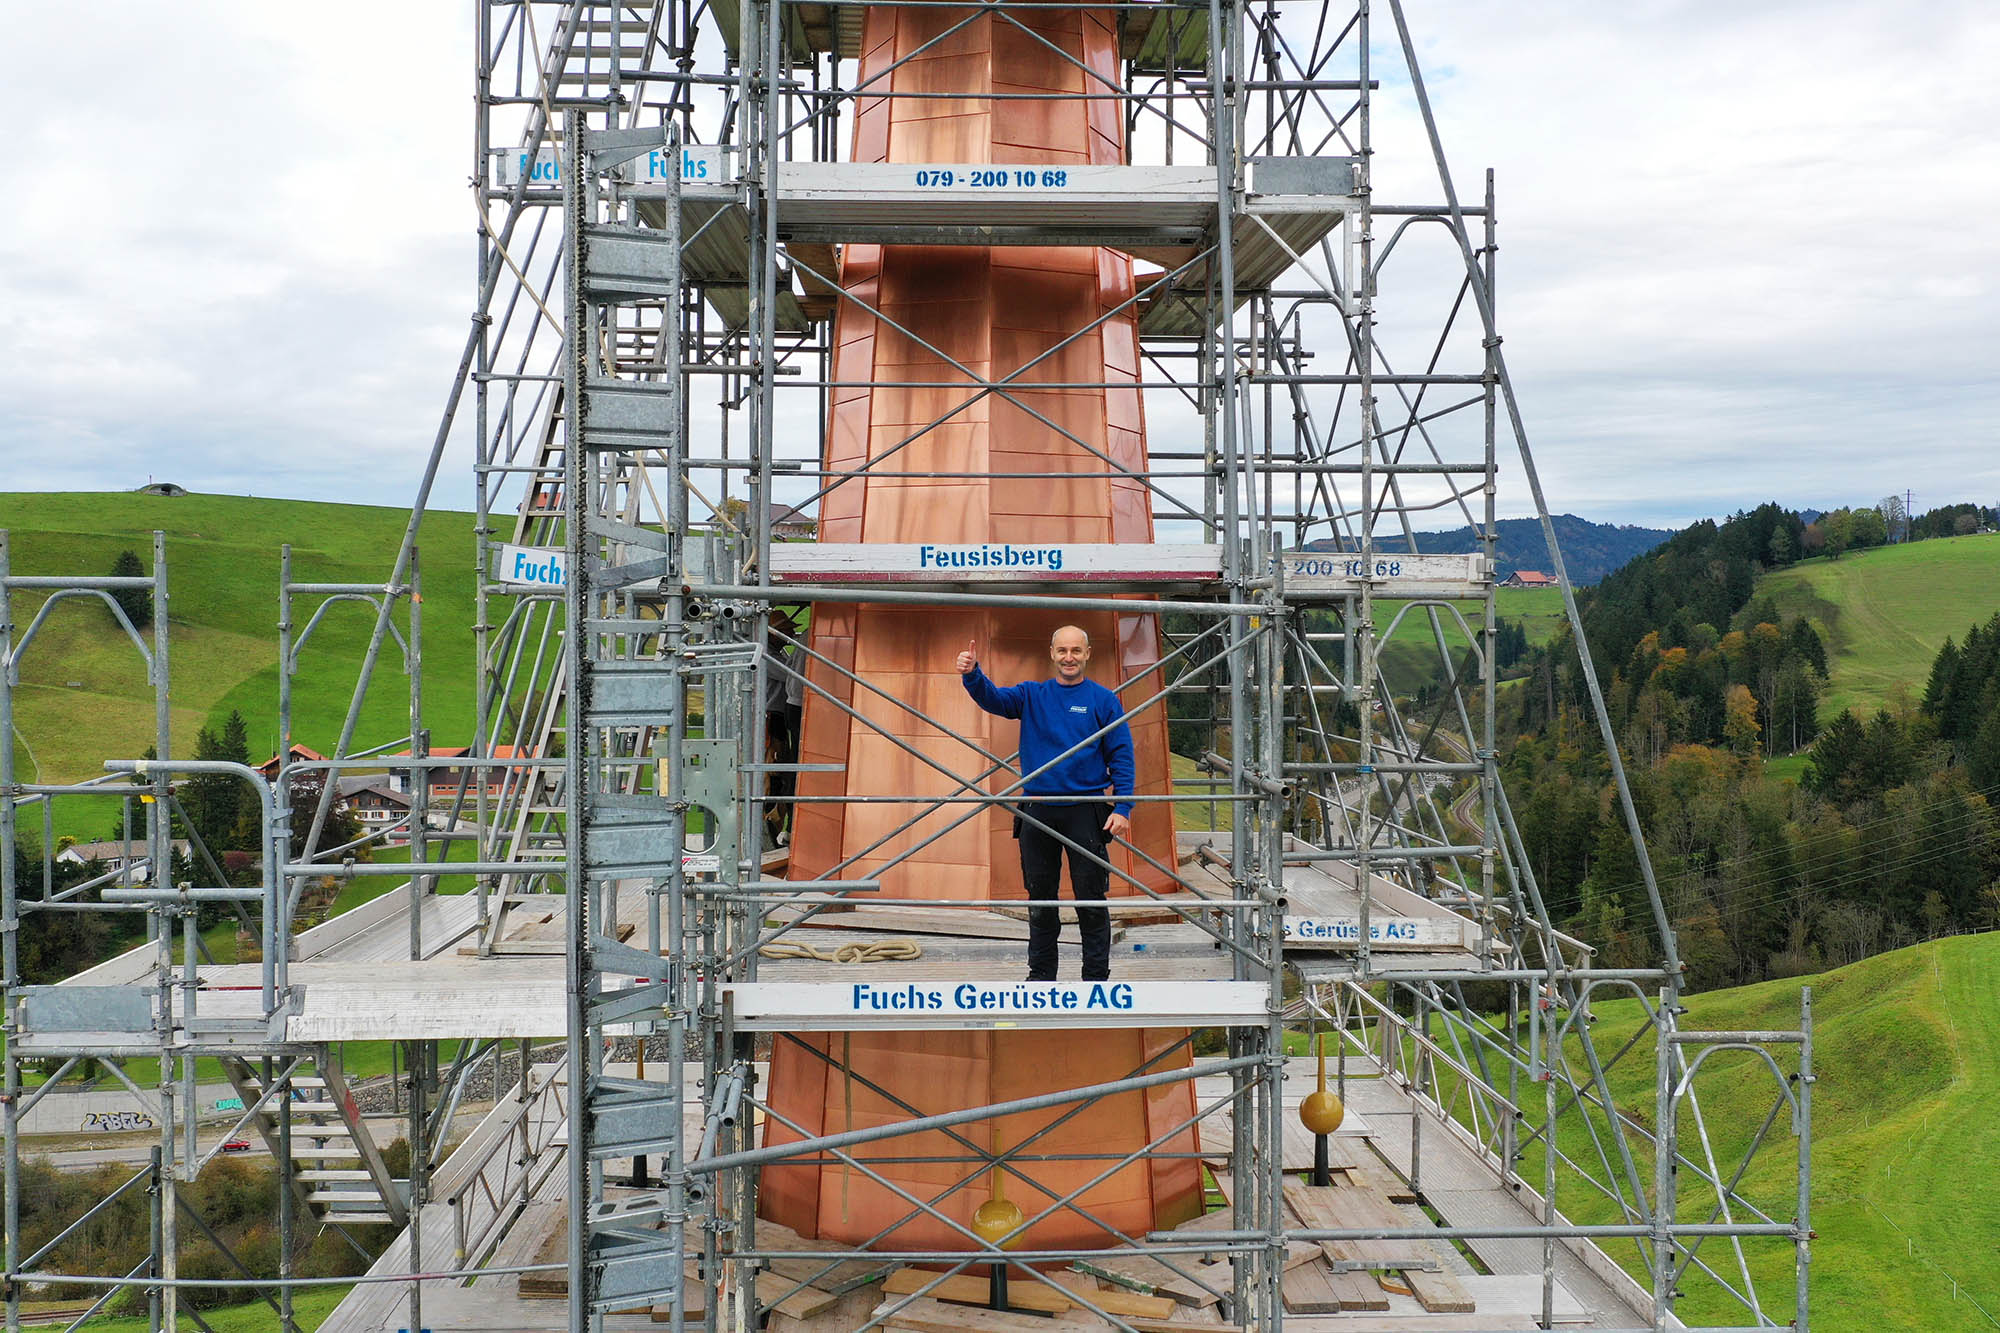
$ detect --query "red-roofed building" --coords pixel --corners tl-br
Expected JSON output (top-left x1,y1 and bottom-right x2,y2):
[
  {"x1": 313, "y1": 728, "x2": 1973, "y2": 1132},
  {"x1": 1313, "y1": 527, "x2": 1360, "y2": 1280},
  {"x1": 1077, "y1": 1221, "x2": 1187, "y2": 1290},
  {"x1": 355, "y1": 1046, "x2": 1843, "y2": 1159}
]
[
  {"x1": 255, "y1": 744, "x2": 326, "y2": 779},
  {"x1": 1502, "y1": 570, "x2": 1557, "y2": 589},
  {"x1": 387, "y1": 745, "x2": 537, "y2": 799}
]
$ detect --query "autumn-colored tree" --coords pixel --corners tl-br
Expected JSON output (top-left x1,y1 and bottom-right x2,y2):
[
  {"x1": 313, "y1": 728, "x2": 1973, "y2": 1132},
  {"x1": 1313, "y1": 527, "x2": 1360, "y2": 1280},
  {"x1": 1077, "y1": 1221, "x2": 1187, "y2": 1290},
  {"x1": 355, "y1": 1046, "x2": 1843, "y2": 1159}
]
[{"x1": 1722, "y1": 683, "x2": 1761, "y2": 755}]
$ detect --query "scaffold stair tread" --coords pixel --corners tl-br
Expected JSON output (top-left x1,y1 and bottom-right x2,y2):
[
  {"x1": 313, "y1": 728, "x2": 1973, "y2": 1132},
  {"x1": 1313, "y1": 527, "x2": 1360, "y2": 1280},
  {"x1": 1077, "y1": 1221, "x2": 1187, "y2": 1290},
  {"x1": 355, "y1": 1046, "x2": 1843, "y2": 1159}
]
[
  {"x1": 296, "y1": 1169, "x2": 373, "y2": 1183},
  {"x1": 292, "y1": 1122, "x2": 356, "y2": 1137},
  {"x1": 324, "y1": 1211, "x2": 398, "y2": 1228}
]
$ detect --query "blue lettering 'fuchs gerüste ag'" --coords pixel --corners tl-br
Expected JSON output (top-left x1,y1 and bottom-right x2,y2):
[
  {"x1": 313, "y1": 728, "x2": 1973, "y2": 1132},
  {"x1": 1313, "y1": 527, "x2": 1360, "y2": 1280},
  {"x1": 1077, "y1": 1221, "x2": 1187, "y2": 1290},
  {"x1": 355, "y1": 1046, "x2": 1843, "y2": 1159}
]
[
  {"x1": 849, "y1": 981, "x2": 1137, "y2": 1012},
  {"x1": 917, "y1": 544, "x2": 1064, "y2": 571},
  {"x1": 509, "y1": 548, "x2": 567, "y2": 588}
]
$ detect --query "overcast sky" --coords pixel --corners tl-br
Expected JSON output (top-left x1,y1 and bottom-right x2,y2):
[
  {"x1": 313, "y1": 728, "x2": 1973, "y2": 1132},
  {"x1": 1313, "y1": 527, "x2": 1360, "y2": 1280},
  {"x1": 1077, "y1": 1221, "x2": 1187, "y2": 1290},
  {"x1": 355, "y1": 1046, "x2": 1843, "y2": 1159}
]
[{"x1": 2, "y1": 1, "x2": 1994, "y2": 529}]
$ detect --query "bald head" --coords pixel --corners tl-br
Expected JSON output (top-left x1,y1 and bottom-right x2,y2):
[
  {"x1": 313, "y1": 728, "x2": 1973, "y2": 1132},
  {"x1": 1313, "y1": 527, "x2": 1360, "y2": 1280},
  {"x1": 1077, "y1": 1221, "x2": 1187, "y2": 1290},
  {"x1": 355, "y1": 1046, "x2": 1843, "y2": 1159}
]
[{"x1": 1049, "y1": 624, "x2": 1091, "y2": 683}]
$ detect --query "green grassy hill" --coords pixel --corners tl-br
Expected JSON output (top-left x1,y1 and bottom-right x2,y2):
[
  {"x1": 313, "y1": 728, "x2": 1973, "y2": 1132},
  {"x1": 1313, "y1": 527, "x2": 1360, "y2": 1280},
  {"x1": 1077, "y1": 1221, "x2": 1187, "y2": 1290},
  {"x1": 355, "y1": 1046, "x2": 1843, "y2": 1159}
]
[
  {"x1": 0, "y1": 492, "x2": 480, "y2": 838},
  {"x1": 1546, "y1": 933, "x2": 2000, "y2": 1331},
  {"x1": 1372, "y1": 585, "x2": 1570, "y2": 690},
  {"x1": 1754, "y1": 533, "x2": 2000, "y2": 721}
]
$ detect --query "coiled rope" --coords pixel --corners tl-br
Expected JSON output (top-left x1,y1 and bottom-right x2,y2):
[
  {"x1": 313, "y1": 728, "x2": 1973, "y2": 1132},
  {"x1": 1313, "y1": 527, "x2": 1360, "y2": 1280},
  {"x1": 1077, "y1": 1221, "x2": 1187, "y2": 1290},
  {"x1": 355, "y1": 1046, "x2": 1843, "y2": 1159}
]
[{"x1": 757, "y1": 938, "x2": 924, "y2": 964}]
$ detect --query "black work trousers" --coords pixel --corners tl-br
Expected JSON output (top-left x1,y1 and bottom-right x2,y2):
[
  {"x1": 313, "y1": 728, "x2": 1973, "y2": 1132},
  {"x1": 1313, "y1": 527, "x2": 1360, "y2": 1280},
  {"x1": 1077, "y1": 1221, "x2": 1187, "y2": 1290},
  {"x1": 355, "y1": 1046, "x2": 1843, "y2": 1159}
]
[{"x1": 1016, "y1": 801, "x2": 1112, "y2": 981}]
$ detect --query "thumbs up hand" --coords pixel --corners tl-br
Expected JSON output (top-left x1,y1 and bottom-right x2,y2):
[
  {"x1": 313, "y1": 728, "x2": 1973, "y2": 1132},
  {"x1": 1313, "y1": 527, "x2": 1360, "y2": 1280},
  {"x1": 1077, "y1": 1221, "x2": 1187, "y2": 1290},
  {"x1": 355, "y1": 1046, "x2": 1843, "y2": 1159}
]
[{"x1": 955, "y1": 640, "x2": 978, "y2": 675}]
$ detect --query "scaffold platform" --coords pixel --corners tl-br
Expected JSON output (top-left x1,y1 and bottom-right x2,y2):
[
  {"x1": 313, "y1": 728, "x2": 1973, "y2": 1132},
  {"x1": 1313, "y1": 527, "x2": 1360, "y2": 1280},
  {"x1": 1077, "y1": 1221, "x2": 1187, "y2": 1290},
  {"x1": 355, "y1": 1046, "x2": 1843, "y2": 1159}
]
[
  {"x1": 18, "y1": 825, "x2": 1496, "y2": 1048},
  {"x1": 313, "y1": 1053, "x2": 1652, "y2": 1332}
]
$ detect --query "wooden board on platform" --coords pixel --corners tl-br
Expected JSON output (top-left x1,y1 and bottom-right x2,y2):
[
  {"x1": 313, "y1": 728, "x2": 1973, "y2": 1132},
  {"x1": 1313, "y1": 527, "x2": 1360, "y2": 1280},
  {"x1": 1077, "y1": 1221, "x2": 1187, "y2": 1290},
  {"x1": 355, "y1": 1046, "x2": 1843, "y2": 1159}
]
[
  {"x1": 517, "y1": 1213, "x2": 571, "y2": 1297},
  {"x1": 1325, "y1": 1266, "x2": 1393, "y2": 1312},
  {"x1": 1403, "y1": 1264, "x2": 1478, "y2": 1314},
  {"x1": 1071, "y1": 1254, "x2": 1227, "y2": 1308},
  {"x1": 758, "y1": 1219, "x2": 896, "y2": 1291},
  {"x1": 777, "y1": 905, "x2": 1032, "y2": 942},
  {"x1": 459, "y1": 898, "x2": 639, "y2": 957},
  {"x1": 881, "y1": 1269, "x2": 1069, "y2": 1317},
  {"x1": 1352, "y1": 1161, "x2": 1418, "y2": 1204},
  {"x1": 765, "y1": 1285, "x2": 882, "y2": 1332},
  {"x1": 875, "y1": 1294, "x2": 1100, "y2": 1332},
  {"x1": 1279, "y1": 1261, "x2": 1347, "y2": 1315},
  {"x1": 882, "y1": 1267, "x2": 1175, "y2": 1321},
  {"x1": 1283, "y1": 1182, "x2": 1438, "y2": 1273},
  {"x1": 762, "y1": 1273, "x2": 840, "y2": 1320}
]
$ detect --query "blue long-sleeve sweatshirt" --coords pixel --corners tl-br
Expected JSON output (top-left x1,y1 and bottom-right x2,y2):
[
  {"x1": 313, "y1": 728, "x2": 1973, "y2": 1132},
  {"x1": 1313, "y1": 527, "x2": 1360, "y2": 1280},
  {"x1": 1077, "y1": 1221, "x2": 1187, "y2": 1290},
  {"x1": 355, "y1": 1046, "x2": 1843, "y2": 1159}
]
[{"x1": 961, "y1": 665, "x2": 1135, "y2": 817}]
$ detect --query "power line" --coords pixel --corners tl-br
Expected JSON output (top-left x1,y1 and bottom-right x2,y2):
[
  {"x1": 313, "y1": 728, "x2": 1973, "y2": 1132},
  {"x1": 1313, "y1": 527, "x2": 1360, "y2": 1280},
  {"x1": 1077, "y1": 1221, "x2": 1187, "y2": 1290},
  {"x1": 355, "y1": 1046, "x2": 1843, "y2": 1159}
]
[{"x1": 1525, "y1": 775, "x2": 2000, "y2": 937}]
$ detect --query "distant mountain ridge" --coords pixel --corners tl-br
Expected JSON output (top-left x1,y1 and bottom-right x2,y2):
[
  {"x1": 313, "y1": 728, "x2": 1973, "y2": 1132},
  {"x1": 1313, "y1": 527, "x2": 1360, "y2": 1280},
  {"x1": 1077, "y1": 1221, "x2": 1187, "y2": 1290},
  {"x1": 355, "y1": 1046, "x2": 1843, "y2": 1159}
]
[
  {"x1": 1422, "y1": 515, "x2": 1674, "y2": 585},
  {"x1": 1305, "y1": 515, "x2": 1672, "y2": 586}
]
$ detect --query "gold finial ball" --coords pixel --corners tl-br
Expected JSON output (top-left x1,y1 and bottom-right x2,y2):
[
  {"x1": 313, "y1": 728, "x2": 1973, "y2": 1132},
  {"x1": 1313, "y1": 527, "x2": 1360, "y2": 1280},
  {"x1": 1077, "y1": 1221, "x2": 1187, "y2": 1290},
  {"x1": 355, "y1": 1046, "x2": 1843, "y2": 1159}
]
[
  {"x1": 1299, "y1": 1089, "x2": 1346, "y2": 1137},
  {"x1": 971, "y1": 1197, "x2": 1025, "y2": 1247}
]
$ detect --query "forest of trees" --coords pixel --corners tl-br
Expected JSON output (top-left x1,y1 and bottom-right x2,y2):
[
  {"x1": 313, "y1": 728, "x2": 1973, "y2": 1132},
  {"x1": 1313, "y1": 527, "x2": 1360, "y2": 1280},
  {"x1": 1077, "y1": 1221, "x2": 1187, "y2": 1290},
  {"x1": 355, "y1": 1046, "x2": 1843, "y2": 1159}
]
[
  {"x1": 1499, "y1": 505, "x2": 2000, "y2": 991},
  {"x1": 15, "y1": 1149, "x2": 396, "y2": 1308}
]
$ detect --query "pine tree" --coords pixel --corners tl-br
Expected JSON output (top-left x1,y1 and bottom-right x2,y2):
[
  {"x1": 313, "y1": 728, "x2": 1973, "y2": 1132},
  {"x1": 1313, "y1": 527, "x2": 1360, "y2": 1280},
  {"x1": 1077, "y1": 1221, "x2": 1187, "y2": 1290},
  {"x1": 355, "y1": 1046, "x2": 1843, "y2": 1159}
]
[
  {"x1": 182, "y1": 726, "x2": 235, "y2": 855},
  {"x1": 1969, "y1": 707, "x2": 2000, "y2": 793},
  {"x1": 1770, "y1": 659, "x2": 1820, "y2": 754},
  {"x1": 1786, "y1": 618, "x2": 1828, "y2": 676},
  {"x1": 1922, "y1": 637, "x2": 1959, "y2": 719},
  {"x1": 1806, "y1": 710, "x2": 1863, "y2": 799},
  {"x1": 108, "y1": 550, "x2": 151, "y2": 630}
]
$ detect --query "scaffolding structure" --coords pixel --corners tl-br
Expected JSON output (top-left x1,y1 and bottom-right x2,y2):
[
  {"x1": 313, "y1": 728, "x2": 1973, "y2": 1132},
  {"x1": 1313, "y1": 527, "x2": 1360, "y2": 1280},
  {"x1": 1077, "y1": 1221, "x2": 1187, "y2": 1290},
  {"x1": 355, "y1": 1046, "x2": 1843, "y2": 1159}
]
[{"x1": 0, "y1": 3, "x2": 1815, "y2": 1332}]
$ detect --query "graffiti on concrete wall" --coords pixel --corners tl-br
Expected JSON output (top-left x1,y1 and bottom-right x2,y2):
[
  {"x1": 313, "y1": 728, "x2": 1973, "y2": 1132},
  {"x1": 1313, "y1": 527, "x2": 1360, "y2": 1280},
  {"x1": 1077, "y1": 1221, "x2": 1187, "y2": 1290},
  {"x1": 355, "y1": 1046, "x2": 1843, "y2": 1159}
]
[{"x1": 82, "y1": 1110, "x2": 156, "y2": 1132}]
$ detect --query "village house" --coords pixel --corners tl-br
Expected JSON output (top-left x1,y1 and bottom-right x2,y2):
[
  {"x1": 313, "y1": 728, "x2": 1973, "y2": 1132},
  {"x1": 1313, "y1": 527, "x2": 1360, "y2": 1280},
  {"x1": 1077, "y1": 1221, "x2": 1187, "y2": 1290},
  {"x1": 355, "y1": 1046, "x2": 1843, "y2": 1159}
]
[
  {"x1": 1501, "y1": 569, "x2": 1558, "y2": 589},
  {"x1": 55, "y1": 839, "x2": 192, "y2": 884}
]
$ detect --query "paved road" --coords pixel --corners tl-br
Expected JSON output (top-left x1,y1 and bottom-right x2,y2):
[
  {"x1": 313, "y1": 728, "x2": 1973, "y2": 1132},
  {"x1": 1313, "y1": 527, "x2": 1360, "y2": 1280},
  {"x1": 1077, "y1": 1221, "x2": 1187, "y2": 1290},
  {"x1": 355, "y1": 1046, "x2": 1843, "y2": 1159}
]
[{"x1": 26, "y1": 1108, "x2": 495, "y2": 1172}]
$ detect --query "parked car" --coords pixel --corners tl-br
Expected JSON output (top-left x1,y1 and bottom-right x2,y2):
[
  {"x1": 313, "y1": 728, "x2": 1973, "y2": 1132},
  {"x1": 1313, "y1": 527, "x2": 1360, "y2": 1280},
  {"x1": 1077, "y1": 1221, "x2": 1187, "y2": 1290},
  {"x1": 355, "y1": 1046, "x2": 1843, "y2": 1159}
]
[{"x1": 221, "y1": 1139, "x2": 252, "y2": 1153}]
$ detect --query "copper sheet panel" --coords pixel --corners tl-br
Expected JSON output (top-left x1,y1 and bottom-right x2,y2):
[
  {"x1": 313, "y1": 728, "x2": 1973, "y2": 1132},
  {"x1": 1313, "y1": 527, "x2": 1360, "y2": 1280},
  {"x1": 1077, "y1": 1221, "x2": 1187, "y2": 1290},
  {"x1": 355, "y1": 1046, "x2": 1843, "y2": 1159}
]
[
  {"x1": 761, "y1": 1029, "x2": 1204, "y2": 1252},
  {"x1": 768, "y1": 2, "x2": 1200, "y2": 1252}
]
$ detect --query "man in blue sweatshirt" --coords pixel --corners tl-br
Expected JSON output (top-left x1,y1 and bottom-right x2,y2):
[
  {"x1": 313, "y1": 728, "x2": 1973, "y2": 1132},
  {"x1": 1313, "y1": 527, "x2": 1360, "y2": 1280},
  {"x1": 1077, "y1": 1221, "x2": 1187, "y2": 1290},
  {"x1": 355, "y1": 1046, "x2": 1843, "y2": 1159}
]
[{"x1": 957, "y1": 625, "x2": 1134, "y2": 981}]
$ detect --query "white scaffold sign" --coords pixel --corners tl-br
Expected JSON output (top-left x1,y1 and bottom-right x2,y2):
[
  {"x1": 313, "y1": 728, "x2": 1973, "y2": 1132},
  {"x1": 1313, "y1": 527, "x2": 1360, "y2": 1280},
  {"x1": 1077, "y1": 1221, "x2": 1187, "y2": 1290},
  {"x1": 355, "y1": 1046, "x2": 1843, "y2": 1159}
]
[
  {"x1": 779, "y1": 162, "x2": 1215, "y2": 198},
  {"x1": 492, "y1": 144, "x2": 727, "y2": 188},
  {"x1": 493, "y1": 544, "x2": 568, "y2": 590},
  {"x1": 1279, "y1": 551, "x2": 1488, "y2": 598},
  {"x1": 1282, "y1": 915, "x2": 1470, "y2": 950},
  {"x1": 768, "y1": 543, "x2": 1221, "y2": 586},
  {"x1": 726, "y1": 980, "x2": 1267, "y2": 1030}
]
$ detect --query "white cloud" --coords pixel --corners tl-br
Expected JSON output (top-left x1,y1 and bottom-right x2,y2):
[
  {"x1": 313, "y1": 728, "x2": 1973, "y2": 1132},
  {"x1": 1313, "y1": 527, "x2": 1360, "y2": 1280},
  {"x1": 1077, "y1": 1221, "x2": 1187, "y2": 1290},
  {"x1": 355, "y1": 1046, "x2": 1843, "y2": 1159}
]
[
  {"x1": 0, "y1": 2, "x2": 472, "y2": 501},
  {"x1": 1373, "y1": 0, "x2": 2000, "y2": 522},
  {"x1": 2, "y1": 2, "x2": 1995, "y2": 529}
]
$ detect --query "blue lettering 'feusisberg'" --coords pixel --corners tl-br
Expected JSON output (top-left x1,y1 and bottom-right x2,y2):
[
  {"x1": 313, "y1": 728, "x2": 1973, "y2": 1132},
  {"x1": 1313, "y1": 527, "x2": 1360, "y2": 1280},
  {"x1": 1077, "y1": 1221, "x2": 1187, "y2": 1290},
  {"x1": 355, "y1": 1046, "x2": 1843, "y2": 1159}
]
[{"x1": 917, "y1": 543, "x2": 1064, "y2": 572}]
